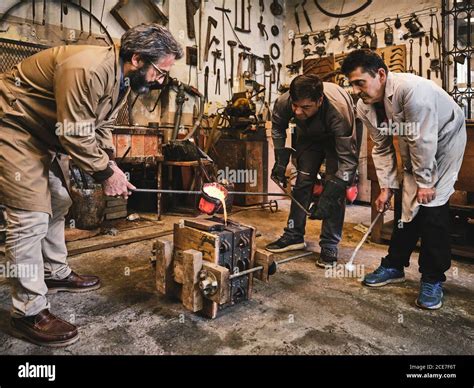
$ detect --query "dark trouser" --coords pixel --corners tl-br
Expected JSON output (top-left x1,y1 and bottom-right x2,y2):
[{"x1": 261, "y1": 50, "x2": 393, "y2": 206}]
[
  {"x1": 283, "y1": 141, "x2": 345, "y2": 250},
  {"x1": 382, "y1": 201, "x2": 451, "y2": 283}
]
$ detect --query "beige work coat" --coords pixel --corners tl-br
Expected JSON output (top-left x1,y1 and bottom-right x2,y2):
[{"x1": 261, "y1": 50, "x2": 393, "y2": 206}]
[
  {"x1": 0, "y1": 45, "x2": 129, "y2": 215},
  {"x1": 357, "y1": 72, "x2": 467, "y2": 222}
]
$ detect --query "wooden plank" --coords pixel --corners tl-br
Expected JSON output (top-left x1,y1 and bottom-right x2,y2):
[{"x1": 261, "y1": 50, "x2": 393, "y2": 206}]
[
  {"x1": 67, "y1": 227, "x2": 173, "y2": 257},
  {"x1": 174, "y1": 221, "x2": 222, "y2": 318},
  {"x1": 155, "y1": 239, "x2": 179, "y2": 297},
  {"x1": 202, "y1": 262, "x2": 230, "y2": 305},
  {"x1": 65, "y1": 228, "x2": 100, "y2": 242},
  {"x1": 173, "y1": 250, "x2": 184, "y2": 284},
  {"x1": 105, "y1": 198, "x2": 128, "y2": 207},
  {"x1": 104, "y1": 205, "x2": 127, "y2": 215},
  {"x1": 183, "y1": 219, "x2": 225, "y2": 232},
  {"x1": 105, "y1": 211, "x2": 128, "y2": 220},
  {"x1": 173, "y1": 223, "x2": 220, "y2": 263},
  {"x1": 201, "y1": 299, "x2": 218, "y2": 319},
  {"x1": 182, "y1": 249, "x2": 203, "y2": 313},
  {"x1": 254, "y1": 249, "x2": 275, "y2": 283}
]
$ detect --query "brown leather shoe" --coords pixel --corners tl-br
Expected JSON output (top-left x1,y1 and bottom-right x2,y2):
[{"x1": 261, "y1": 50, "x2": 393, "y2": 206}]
[
  {"x1": 45, "y1": 271, "x2": 101, "y2": 294},
  {"x1": 11, "y1": 309, "x2": 79, "y2": 347}
]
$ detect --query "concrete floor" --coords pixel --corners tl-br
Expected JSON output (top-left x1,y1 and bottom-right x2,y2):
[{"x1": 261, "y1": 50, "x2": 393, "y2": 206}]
[{"x1": 0, "y1": 203, "x2": 473, "y2": 355}]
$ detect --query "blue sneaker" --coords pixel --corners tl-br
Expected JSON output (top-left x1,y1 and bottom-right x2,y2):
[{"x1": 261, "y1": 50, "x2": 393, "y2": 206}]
[
  {"x1": 415, "y1": 281, "x2": 443, "y2": 310},
  {"x1": 362, "y1": 266, "x2": 405, "y2": 287}
]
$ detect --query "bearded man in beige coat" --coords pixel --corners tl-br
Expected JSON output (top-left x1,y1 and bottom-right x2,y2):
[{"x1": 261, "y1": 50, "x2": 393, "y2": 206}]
[{"x1": 0, "y1": 24, "x2": 183, "y2": 346}]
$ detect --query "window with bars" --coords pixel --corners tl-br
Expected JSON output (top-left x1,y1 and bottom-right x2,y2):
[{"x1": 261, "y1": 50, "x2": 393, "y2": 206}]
[{"x1": 442, "y1": 0, "x2": 473, "y2": 119}]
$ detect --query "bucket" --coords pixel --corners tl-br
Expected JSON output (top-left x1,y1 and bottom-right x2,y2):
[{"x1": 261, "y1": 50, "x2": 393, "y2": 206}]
[{"x1": 70, "y1": 186, "x2": 106, "y2": 230}]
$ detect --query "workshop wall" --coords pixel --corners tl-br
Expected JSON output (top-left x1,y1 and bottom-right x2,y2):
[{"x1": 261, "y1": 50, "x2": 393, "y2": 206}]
[
  {"x1": 0, "y1": 0, "x2": 285, "y2": 126},
  {"x1": 283, "y1": 0, "x2": 442, "y2": 86}
]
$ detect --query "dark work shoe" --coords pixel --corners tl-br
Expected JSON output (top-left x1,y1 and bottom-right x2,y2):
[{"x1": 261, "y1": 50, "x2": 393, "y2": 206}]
[
  {"x1": 362, "y1": 266, "x2": 405, "y2": 287},
  {"x1": 45, "y1": 271, "x2": 101, "y2": 294},
  {"x1": 265, "y1": 235, "x2": 306, "y2": 253},
  {"x1": 415, "y1": 281, "x2": 443, "y2": 310},
  {"x1": 316, "y1": 247, "x2": 338, "y2": 268},
  {"x1": 11, "y1": 309, "x2": 79, "y2": 347}
]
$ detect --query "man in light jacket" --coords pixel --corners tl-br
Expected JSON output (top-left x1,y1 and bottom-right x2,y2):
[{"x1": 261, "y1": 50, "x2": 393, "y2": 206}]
[
  {"x1": 0, "y1": 24, "x2": 183, "y2": 346},
  {"x1": 341, "y1": 50, "x2": 466, "y2": 310},
  {"x1": 266, "y1": 74, "x2": 360, "y2": 267}
]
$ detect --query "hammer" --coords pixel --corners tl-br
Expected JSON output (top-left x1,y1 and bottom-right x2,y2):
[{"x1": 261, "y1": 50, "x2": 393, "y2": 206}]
[
  {"x1": 204, "y1": 16, "x2": 218, "y2": 62},
  {"x1": 227, "y1": 40, "x2": 237, "y2": 92}
]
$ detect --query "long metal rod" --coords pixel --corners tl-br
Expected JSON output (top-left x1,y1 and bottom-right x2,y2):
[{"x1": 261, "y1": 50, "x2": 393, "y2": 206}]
[
  {"x1": 272, "y1": 178, "x2": 311, "y2": 216},
  {"x1": 133, "y1": 188, "x2": 287, "y2": 196},
  {"x1": 229, "y1": 251, "x2": 315, "y2": 280}
]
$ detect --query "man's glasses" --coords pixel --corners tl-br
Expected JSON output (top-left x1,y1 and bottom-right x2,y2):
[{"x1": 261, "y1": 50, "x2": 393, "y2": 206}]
[{"x1": 149, "y1": 60, "x2": 169, "y2": 81}]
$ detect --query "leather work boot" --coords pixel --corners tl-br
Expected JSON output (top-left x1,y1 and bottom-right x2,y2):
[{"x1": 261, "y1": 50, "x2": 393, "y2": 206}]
[
  {"x1": 45, "y1": 271, "x2": 101, "y2": 294},
  {"x1": 11, "y1": 309, "x2": 79, "y2": 347}
]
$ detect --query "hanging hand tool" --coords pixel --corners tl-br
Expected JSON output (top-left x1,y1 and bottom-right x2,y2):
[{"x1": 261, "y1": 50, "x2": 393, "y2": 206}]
[
  {"x1": 269, "y1": 64, "x2": 276, "y2": 105},
  {"x1": 277, "y1": 63, "x2": 282, "y2": 89},
  {"x1": 204, "y1": 66, "x2": 209, "y2": 103},
  {"x1": 198, "y1": 0, "x2": 204, "y2": 70},
  {"x1": 228, "y1": 40, "x2": 237, "y2": 94},
  {"x1": 291, "y1": 38, "x2": 295, "y2": 63},
  {"x1": 60, "y1": 0, "x2": 63, "y2": 30},
  {"x1": 394, "y1": 14, "x2": 401, "y2": 29},
  {"x1": 208, "y1": 36, "x2": 220, "y2": 52},
  {"x1": 384, "y1": 19, "x2": 393, "y2": 46},
  {"x1": 204, "y1": 16, "x2": 218, "y2": 63},
  {"x1": 186, "y1": 0, "x2": 200, "y2": 40},
  {"x1": 215, "y1": 68, "x2": 221, "y2": 95},
  {"x1": 259, "y1": 0, "x2": 264, "y2": 13},
  {"x1": 294, "y1": 3, "x2": 301, "y2": 34},
  {"x1": 329, "y1": 25, "x2": 341, "y2": 40},
  {"x1": 370, "y1": 26, "x2": 378, "y2": 50},
  {"x1": 257, "y1": 16, "x2": 268, "y2": 40},
  {"x1": 247, "y1": 0, "x2": 251, "y2": 32},
  {"x1": 211, "y1": 49, "x2": 222, "y2": 75},
  {"x1": 214, "y1": 4, "x2": 230, "y2": 83},
  {"x1": 235, "y1": 0, "x2": 250, "y2": 33},
  {"x1": 236, "y1": 51, "x2": 245, "y2": 83},
  {"x1": 270, "y1": 43, "x2": 280, "y2": 60},
  {"x1": 270, "y1": 0, "x2": 283, "y2": 16},
  {"x1": 408, "y1": 39, "x2": 415, "y2": 74},
  {"x1": 89, "y1": 0, "x2": 92, "y2": 36},
  {"x1": 425, "y1": 35, "x2": 430, "y2": 58},
  {"x1": 42, "y1": 0, "x2": 46, "y2": 25},
  {"x1": 429, "y1": 12, "x2": 435, "y2": 42},
  {"x1": 418, "y1": 36, "x2": 423, "y2": 76},
  {"x1": 271, "y1": 25, "x2": 279, "y2": 36},
  {"x1": 301, "y1": 0, "x2": 313, "y2": 32},
  {"x1": 78, "y1": 0, "x2": 84, "y2": 34}
]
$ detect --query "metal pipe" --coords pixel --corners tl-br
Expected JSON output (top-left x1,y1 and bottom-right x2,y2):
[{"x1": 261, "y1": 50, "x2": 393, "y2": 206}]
[
  {"x1": 229, "y1": 251, "x2": 315, "y2": 280},
  {"x1": 133, "y1": 188, "x2": 288, "y2": 196}
]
